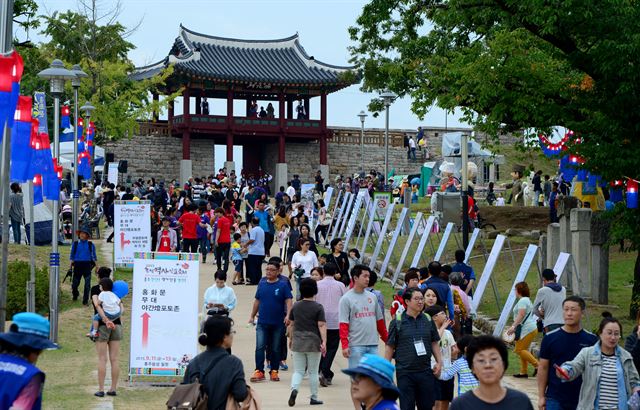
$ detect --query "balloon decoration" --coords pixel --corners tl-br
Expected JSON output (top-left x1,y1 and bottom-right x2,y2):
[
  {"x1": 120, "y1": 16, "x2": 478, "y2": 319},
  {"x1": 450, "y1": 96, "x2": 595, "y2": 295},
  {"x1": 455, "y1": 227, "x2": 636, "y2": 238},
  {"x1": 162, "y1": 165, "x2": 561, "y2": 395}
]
[
  {"x1": 539, "y1": 130, "x2": 572, "y2": 157},
  {"x1": 112, "y1": 280, "x2": 129, "y2": 299}
]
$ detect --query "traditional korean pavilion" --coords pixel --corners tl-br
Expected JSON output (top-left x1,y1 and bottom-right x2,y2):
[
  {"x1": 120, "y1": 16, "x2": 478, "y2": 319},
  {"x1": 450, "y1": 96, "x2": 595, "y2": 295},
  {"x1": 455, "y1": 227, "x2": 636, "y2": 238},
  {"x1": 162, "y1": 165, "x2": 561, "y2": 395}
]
[{"x1": 132, "y1": 25, "x2": 358, "y2": 185}]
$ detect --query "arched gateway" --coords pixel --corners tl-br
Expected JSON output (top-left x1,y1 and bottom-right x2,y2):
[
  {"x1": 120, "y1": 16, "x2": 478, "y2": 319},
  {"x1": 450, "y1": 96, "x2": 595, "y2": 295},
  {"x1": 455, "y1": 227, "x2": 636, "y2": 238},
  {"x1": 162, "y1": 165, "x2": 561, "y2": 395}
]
[{"x1": 131, "y1": 24, "x2": 358, "y2": 188}]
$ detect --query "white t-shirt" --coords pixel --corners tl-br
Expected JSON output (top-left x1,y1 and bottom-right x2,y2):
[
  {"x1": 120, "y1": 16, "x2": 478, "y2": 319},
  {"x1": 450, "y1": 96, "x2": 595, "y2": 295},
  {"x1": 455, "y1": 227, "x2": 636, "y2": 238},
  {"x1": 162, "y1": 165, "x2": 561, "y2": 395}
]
[
  {"x1": 409, "y1": 138, "x2": 416, "y2": 149},
  {"x1": 432, "y1": 329, "x2": 455, "y2": 369},
  {"x1": 496, "y1": 197, "x2": 505, "y2": 206},
  {"x1": 99, "y1": 291, "x2": 121, "y2": 315},
  {"x1": 291, "y1": 251, "x2": 318, "y2": 278},
  {"x1": 286, "y1": 186, "x2": 296, "y2": 199}
]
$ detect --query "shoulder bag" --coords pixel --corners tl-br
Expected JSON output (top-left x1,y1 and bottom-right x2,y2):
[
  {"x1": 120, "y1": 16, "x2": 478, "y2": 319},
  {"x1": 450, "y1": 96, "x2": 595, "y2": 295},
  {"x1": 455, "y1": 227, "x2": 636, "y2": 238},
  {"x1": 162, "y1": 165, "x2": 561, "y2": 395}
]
[{"x1": 166, "y1": 354, "x2": 226, "y2": 410}]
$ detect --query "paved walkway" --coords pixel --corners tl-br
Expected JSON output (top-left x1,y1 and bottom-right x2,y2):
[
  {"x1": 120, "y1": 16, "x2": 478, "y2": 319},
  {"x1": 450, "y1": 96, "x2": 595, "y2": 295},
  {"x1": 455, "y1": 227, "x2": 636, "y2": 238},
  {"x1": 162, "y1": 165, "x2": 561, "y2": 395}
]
[{"x1": 197, "y1": 247, "x2": 539, "y2": 409}]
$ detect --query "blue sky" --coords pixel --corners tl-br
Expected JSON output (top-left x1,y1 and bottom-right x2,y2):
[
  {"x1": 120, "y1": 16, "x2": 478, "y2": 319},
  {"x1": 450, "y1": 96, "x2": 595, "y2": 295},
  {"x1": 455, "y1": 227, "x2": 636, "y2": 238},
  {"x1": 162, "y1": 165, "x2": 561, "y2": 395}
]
[{"x1": 30, "y1": 0, "x2": 467, "y2": 131}]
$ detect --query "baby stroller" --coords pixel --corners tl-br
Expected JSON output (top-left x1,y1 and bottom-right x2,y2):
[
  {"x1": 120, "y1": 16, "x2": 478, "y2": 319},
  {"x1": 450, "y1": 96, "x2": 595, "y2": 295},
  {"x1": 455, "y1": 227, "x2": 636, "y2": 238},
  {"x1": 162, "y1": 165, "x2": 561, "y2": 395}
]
[{"x1": 61, "y1": 204, "x2": 73, "y2": 239}]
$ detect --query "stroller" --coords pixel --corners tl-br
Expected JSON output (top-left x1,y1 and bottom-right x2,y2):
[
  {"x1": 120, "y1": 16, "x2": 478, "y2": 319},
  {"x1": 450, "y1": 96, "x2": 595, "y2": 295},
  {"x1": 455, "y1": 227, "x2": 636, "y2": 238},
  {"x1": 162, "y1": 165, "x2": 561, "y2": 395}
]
[{"x1": 61, "y1": 204, "x2": 73, "y2": 239}]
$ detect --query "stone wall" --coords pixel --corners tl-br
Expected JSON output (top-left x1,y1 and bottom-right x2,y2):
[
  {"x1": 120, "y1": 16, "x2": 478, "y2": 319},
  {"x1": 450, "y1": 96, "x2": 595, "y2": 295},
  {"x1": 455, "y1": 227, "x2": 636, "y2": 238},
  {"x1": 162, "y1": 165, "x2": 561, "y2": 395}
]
[
  {"x1": 102, "y1": 124, "x2": 519, "y2": 184},
  {"x1": 103, "y1": 134, "x2": 215, "y2": 182}
]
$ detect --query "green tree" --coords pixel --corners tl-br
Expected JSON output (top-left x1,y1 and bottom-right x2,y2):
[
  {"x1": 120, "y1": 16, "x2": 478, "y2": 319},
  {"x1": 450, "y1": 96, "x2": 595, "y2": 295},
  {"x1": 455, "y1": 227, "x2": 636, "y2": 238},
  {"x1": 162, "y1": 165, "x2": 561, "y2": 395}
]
[
  {"x1": 19, "y1": 1, "x2": 176, "y2": 141},
  {"x1": 349, "y1": 0, "x2": 640, "y2": 316}
]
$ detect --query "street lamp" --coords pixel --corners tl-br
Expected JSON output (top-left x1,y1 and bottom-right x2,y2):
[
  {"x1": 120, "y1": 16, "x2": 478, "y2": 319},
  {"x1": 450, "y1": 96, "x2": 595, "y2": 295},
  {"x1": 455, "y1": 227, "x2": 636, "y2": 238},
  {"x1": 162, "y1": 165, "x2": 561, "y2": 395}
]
[
  {"x1": 38, "y1": 59, "x2": 76, "y2": 343},
  {"x1": 380, "y1": 91, "x2": 397, "y2": 190},
  {"x1": 357, "y1": 110, "x2": 367, "y2": 176},
  {"x1": 71, "y1": 64, "x2": 87, "y2": 243}
]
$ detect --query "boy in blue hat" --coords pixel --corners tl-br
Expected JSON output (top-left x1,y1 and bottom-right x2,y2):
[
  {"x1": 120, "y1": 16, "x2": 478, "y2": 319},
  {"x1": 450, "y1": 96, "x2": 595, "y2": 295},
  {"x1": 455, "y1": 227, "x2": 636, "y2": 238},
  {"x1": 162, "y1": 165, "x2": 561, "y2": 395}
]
[
  {"x1": 343, "y1": 354, "x2": 400, "y2": 410},
  {"x1": 0, "y1": 312, "x2": 59, "y2": 409}
]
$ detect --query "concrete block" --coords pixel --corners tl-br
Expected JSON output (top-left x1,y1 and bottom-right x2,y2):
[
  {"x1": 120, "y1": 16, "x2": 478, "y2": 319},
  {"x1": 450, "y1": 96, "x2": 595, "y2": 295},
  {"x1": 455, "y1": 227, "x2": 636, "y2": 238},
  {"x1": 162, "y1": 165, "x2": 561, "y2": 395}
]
[
  {"x1": 571, "y1": 208, "x2": 591, "y2": 297},
  {"x1": 570, "y1": 208, "x2": 592, "y2": 231},
  {"x1": 275, "y1": 163, "x2": 288, "y2": 196},
  {"x1": 559, "y1": 215, "x2": 572, "y2": 290},
  {"x1": 180, "y1": 160, "x2": 192, "y2": 186},
  {"x1": 547, "y1": 223, "x2": 560, "y2": 269},
  {"x1": 224, "y1": 161, "x2": 236, "y2": 175}
]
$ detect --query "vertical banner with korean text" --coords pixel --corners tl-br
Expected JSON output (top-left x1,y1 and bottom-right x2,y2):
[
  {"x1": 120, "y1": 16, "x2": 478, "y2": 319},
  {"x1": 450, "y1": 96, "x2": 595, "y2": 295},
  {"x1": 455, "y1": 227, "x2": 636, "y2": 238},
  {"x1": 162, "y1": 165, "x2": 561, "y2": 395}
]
[
  {"x1": 114, "y1": 200, "x2": 151, "y2": 267},
  {"x1": 129, "y1": 253, "x2": 200, "y2": 378}
]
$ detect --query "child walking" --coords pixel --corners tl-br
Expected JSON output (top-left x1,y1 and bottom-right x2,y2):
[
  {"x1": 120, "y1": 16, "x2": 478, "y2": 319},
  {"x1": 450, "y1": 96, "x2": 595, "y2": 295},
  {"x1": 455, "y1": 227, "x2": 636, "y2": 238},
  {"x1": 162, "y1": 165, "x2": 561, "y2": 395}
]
[
  {"x1": 231, "y1": 233, "x2": 245, "y2": 285},
  {"x1": 438, "y1": 335, "x2": 479, "y2": 396},
  {"x1": 427, "y1": 305, "x2": 455, "y2": 410}
]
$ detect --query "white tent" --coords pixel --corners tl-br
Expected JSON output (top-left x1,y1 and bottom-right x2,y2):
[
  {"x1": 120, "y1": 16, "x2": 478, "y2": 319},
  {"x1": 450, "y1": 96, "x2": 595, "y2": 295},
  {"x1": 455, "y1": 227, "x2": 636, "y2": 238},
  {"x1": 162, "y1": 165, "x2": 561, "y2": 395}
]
[{"x1": 58, "y1": 141, "x2": 105, "y2": 170}]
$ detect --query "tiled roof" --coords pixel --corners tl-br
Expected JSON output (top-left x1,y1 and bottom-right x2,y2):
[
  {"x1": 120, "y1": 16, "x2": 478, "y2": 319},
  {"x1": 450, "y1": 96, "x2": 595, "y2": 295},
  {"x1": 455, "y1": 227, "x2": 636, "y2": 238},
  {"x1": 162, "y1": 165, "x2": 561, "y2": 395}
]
[{"x1": 132, "y1": 25, "x2": 358, "y2": 88}]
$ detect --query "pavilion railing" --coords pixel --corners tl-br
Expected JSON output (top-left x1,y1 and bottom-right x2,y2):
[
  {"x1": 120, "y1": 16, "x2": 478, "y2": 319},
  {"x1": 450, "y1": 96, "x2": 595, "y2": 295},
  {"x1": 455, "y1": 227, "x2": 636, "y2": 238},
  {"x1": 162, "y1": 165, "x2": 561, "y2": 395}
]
[
  {"x1": 330, "y1": 128, "x2": 408, "y2": 148},
  {"x1": 138, "y1": 120, "x2": 170, "y2": 136}
]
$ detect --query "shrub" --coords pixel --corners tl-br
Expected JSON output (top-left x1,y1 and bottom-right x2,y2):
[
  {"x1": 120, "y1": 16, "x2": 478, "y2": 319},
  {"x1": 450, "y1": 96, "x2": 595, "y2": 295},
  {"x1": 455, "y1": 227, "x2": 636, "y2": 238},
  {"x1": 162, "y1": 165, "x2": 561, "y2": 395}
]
[{"x1": 7, "y1": 261, "x2": 50, "y2": 317}]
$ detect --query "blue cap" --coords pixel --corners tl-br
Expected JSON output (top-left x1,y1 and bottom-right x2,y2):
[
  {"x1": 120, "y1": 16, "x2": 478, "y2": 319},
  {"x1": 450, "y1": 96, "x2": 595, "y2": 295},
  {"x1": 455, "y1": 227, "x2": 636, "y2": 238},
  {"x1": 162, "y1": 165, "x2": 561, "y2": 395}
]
[
  {"x1": 0, "y1": 312, "x2": 59, "y2": 350},
  {"x1": 342, "y1": 354, "x2": 399, "y2": 399}
]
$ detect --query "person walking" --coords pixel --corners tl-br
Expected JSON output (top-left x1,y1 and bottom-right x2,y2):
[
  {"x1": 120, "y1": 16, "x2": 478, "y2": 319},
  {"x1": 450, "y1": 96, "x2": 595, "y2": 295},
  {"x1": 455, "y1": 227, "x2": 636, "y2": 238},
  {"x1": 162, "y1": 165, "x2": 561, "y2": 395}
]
[
  {"x1": 422, "y1": 262, "x2": 455, "y2": 322},
  {"x1": 625, "y1": 312, "x2": 640, "y2": 375},
  {"x1": 325, "y1": 238, "x2": 350, "y2": 287},
  {"x1": 558, "y1": 312, "x2": 640, "y2": 410},
  {"x1": 549, "y1": 181, "x2": 560, "y2": 223},
  {"x1": 156, "y1": 216, "x2": 177, "y2": 252},
  {"x1": 385, "y1": 287, "x2": 442, "y2": 410},
  {"x1": 245, "y1": 217, "x2": 265, "y2": 285},
  {"x1": 316, "y1": 262, "x2": 347, "y2": 387},
  {"x1": 408, "y1": 136, "x2": 417, "y2": 161},
  {"x1": 9, "y1": 182, "x2": 24, "y2": 244},
  {"x1": 90, "y1": 267, "x2": 122, "y2": 398},
  {"x1": 287, "y1": 278, "x2": 327, "y2": 406},
  {"x1": 182, "y1": 315, "x2": 249, "y2": 409},
  {"x1": 178, "y1": 203, "x2": 201, "y2": 253},
  {"x1": 533, "y1": 268, "x2": 566, "y2": 335},
  {"x1": 254, "y1": 200, "x2": 275, "y2": 258},
  {"x1": 537, "y1": 296, "x2": 598, "y2": 410},
  {"x1": 70, "y1": 225, "x2": 97, "y2": 305},
  {"x1": 203, "y1": 271, "x2": 237, "y2": 315},
  {"x1": 248, "y1": 260, "x2": 293, "y2": 383},
  {"x1": 343, "y1": 354, "x2": 401, "y2": 410},
  {"x1": 450, "y1": 336, "x2": 533, "y2": 409},
  {"x1": 339, "y1": 264, "x2": 388, "y2": 368},
  {"x1": 451, "y1": 250, "x2": 475, "y2": 296},
  {"x1": 291, "y1": 238, "x2": 319, "y2": 300},
  {"x1": 0, "y1": 312, "x2": 59, "y2": 408},
  {"x1": 213, "y1": 207, "x2": 232, "y2": 273},
  {"x1": 506, "y1": 282, "x2": 538, "y2": 378}
]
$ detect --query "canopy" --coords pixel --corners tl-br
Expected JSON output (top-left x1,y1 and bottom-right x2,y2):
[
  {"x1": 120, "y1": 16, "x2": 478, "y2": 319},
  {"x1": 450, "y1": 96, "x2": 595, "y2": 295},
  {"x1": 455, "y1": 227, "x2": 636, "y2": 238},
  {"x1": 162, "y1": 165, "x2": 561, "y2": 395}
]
[{"x1": 58, "y1": 141, "x2": 105, "y2": 170}]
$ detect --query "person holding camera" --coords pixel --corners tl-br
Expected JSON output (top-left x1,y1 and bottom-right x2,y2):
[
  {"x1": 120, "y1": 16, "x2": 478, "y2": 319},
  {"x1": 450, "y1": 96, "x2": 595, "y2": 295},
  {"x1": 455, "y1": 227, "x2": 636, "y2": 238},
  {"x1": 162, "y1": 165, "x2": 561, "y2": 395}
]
[{"x1": 203, "y1": 271, "x2": 237, "y2": 316}]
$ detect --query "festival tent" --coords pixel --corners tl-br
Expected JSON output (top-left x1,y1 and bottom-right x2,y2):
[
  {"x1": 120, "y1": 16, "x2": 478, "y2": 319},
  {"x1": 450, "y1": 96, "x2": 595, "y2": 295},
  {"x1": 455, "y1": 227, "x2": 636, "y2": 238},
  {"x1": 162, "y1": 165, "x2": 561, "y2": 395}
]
[
  {"x1": 441, "y1": 132, "x2": 504, "y2": 183},
  {"x1": 20, "y1": 182, "x2": 54, "y2": 245},
  {"x1": 58, "y1": 141, "x2": 105, "y2": 170}
]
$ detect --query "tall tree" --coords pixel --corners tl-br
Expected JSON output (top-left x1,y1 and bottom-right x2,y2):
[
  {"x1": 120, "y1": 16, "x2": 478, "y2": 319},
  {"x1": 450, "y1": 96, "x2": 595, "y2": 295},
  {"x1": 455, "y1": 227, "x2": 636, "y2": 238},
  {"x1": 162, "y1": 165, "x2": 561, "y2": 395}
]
[
  {"x1": 349, "y1": 0, "x2": 640, "y2": 316},
  {"x1": 20, "y1": 0, "x2": 176, "y2": 142}
]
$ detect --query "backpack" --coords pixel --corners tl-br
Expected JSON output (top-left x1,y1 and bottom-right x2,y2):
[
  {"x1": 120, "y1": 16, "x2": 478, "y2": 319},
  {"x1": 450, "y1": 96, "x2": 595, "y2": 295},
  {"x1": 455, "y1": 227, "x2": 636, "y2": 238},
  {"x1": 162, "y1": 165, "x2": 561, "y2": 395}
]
[{"x1": 166, "y1": 354, "x2": 226, "y2": 410}]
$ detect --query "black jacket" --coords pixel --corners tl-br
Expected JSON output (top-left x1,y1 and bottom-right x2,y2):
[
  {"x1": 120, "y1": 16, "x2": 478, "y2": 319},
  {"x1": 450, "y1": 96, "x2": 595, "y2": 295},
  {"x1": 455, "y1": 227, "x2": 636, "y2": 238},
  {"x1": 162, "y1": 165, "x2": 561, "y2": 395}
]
[
  {"x1": 183, "y1": 347, "x2": 248, "y2": 410},
  {"x1": 624, "y1": 325, "x2": 640, "y2": 373}
]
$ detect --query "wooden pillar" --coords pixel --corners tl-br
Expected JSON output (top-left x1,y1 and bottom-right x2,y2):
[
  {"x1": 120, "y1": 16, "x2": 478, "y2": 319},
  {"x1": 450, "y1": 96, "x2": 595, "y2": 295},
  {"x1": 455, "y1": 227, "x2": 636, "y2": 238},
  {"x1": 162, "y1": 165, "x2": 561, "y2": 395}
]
[
  {"x1": 319, "y1": 133, "x2": 328, "y2": 165},
  {"x1": 287, "y1": 96, "x2": 293, "y2": 119},
  {"x1": 279, "y1": 92, "x2": 285, "y2": 127},
  {"x1": 320, "y1": 92, "x2": 327, "y2": 129},
  {"x1": 182, "y1": 131, "x2": 190, "y2": 160},
  {"x1": 152, "y1": 92, "x2": 159, "y2": 122},
  {"x1": 195, "y1": 95, "x2": 202, "y2": 115},
  {"x1": 278, "y1": 134, "x2": 285, "y2": 163},
  {"x1": 304, "y1": 97, "x2": 310, "y2": 119},
  {"x1": 246, "y1": 99, "x2": 251, "y2": 117},
  {"x1": 167, "y1": 100, "x2": 174, "y2": 128},
  {"x1": 183, "y1": 88, "x2": 190, "y2": 118},
  {"x1": 227, "y1": 89, "x2": 234, "y2": 120},
  {"x1": 226, "y1": 132, "x2": 233, "y2": 161}
]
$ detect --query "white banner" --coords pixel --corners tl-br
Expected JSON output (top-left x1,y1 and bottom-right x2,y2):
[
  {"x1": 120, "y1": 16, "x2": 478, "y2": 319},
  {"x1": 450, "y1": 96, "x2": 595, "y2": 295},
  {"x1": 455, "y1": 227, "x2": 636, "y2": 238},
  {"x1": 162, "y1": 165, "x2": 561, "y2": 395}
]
[
  {"x1": 129, "y1": 253, "x2": 200, "y2": 377},
  {"x1": 471, "y1": 234, "x2": 507, "y2": 312},
  {"x1": 493, "y1": 244, "x2": 539, "y2": 337},
  {"x1": 107, "y1": 162, "x2": 119, "y2": 185},
  {"x1": 114, "y1": 201, "x2": 151, "y2": 267},
  {"x1": 324, "y1": 187, "x2": 334, "y2": 209},
  {"x1": 344, "y1": 190, "x2": 367, "y2": 247}
]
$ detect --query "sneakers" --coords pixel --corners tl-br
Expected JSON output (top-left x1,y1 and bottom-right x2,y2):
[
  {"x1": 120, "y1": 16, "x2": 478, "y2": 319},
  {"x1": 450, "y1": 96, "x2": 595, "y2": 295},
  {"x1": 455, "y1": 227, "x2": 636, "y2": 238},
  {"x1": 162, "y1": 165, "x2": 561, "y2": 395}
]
[
  {"x1": 513, "y1": 373, "x2": 528, "y2": 378},
  {"x1": 250, "y1": 370, "x2": 266, "y2": 382},
  {"x1": 288, "y1": 389, "x2": 298, "y2": 407},
  {"x1": 269, "y1": 370, "x2": 280, "y2": 381},
  {"x1": 319, "y1": 374, "x2": 329, "y2": 387},
  {"x1": 280, "y1": 362, "x2": 289, "y2": 371},
  {"x1": 310, "y1": 398, "x2": 323, "y2": 405}
]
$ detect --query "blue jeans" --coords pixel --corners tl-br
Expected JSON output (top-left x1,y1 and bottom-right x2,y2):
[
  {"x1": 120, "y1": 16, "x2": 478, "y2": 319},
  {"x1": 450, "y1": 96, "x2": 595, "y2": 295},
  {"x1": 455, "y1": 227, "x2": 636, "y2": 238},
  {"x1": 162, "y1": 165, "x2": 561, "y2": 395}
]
[
  {"x1": 255, "y1": 322, "x2": 284, "y2": 372},
  {"x1": 348, "y1": 345, "x2": 378, "y2": 368},
  {"x1": 93, "y1": 311, "x2": 120, "y2": 322},
  {"x1": 10, "y1": 218, "x2": 21, "y2": 244},
  {"x1": 545, "y1": 397, "x2": 574, "y2": 410}
]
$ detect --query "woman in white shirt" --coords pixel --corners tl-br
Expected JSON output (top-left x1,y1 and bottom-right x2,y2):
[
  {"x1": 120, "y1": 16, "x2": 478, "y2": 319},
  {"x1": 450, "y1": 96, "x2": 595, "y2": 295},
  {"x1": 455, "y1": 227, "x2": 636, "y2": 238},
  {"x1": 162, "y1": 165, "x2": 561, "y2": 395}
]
[
  {"x1": 202, "y1": 271, "x2": 237, "y2": 316},
  {"x1": 291, "y1": 238, "x2": 318, "y2": 300}
]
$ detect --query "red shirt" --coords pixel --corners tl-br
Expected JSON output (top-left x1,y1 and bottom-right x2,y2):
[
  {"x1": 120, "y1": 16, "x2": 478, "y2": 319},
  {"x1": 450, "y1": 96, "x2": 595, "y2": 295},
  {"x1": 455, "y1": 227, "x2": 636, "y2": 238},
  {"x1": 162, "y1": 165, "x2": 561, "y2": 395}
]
[
  {"x1": 158, "y1": 229, "x2": 171, "y2": 252},
  {"x1": 179, "y1": 212, "x2": 200, "y2": 239},
  {"x1": 468, "y1": 196, "x2": 477, "y2": 220},
  {"x1": 216, "y1": 215, "x2": 231, "y2": 244}
]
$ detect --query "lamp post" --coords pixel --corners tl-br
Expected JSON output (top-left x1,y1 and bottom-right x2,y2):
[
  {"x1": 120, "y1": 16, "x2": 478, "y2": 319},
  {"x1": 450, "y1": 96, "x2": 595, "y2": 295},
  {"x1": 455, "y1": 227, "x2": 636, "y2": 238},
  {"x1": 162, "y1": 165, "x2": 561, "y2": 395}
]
[
  {"x1": 461, "y1": 133, "x2": 470, "y2": 249},
  {"x1": 357, "y1": 110, "x2": 367, "y2": 176},
  {"x1": 37, "y1": 59, "x2": 76, "y2": 343},
  {"x1": 71, "y1": 64, "x2": 87, "y2": 243},
  {"x1": 380, "y1": 91, "x2": 397, "y2": 190}
]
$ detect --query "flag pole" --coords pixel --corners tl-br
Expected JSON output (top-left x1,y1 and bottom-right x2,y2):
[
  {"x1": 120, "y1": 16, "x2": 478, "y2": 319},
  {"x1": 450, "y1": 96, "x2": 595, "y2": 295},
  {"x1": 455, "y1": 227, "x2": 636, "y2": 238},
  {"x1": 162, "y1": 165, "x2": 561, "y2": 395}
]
[
  {"x1": 0, "y1": 0, "x2": 14, "y2": 332},
  {"x1": 27, "y1": 179, "x2": 35, "y2": 312}
]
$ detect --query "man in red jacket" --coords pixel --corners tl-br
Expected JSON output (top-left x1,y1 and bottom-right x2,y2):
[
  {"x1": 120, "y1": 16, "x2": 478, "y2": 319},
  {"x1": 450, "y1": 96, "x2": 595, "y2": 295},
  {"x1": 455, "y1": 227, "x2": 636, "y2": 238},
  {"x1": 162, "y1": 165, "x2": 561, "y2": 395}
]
[{"x1": 178, "y1": 203, "x2": 201, "y2": 253}]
